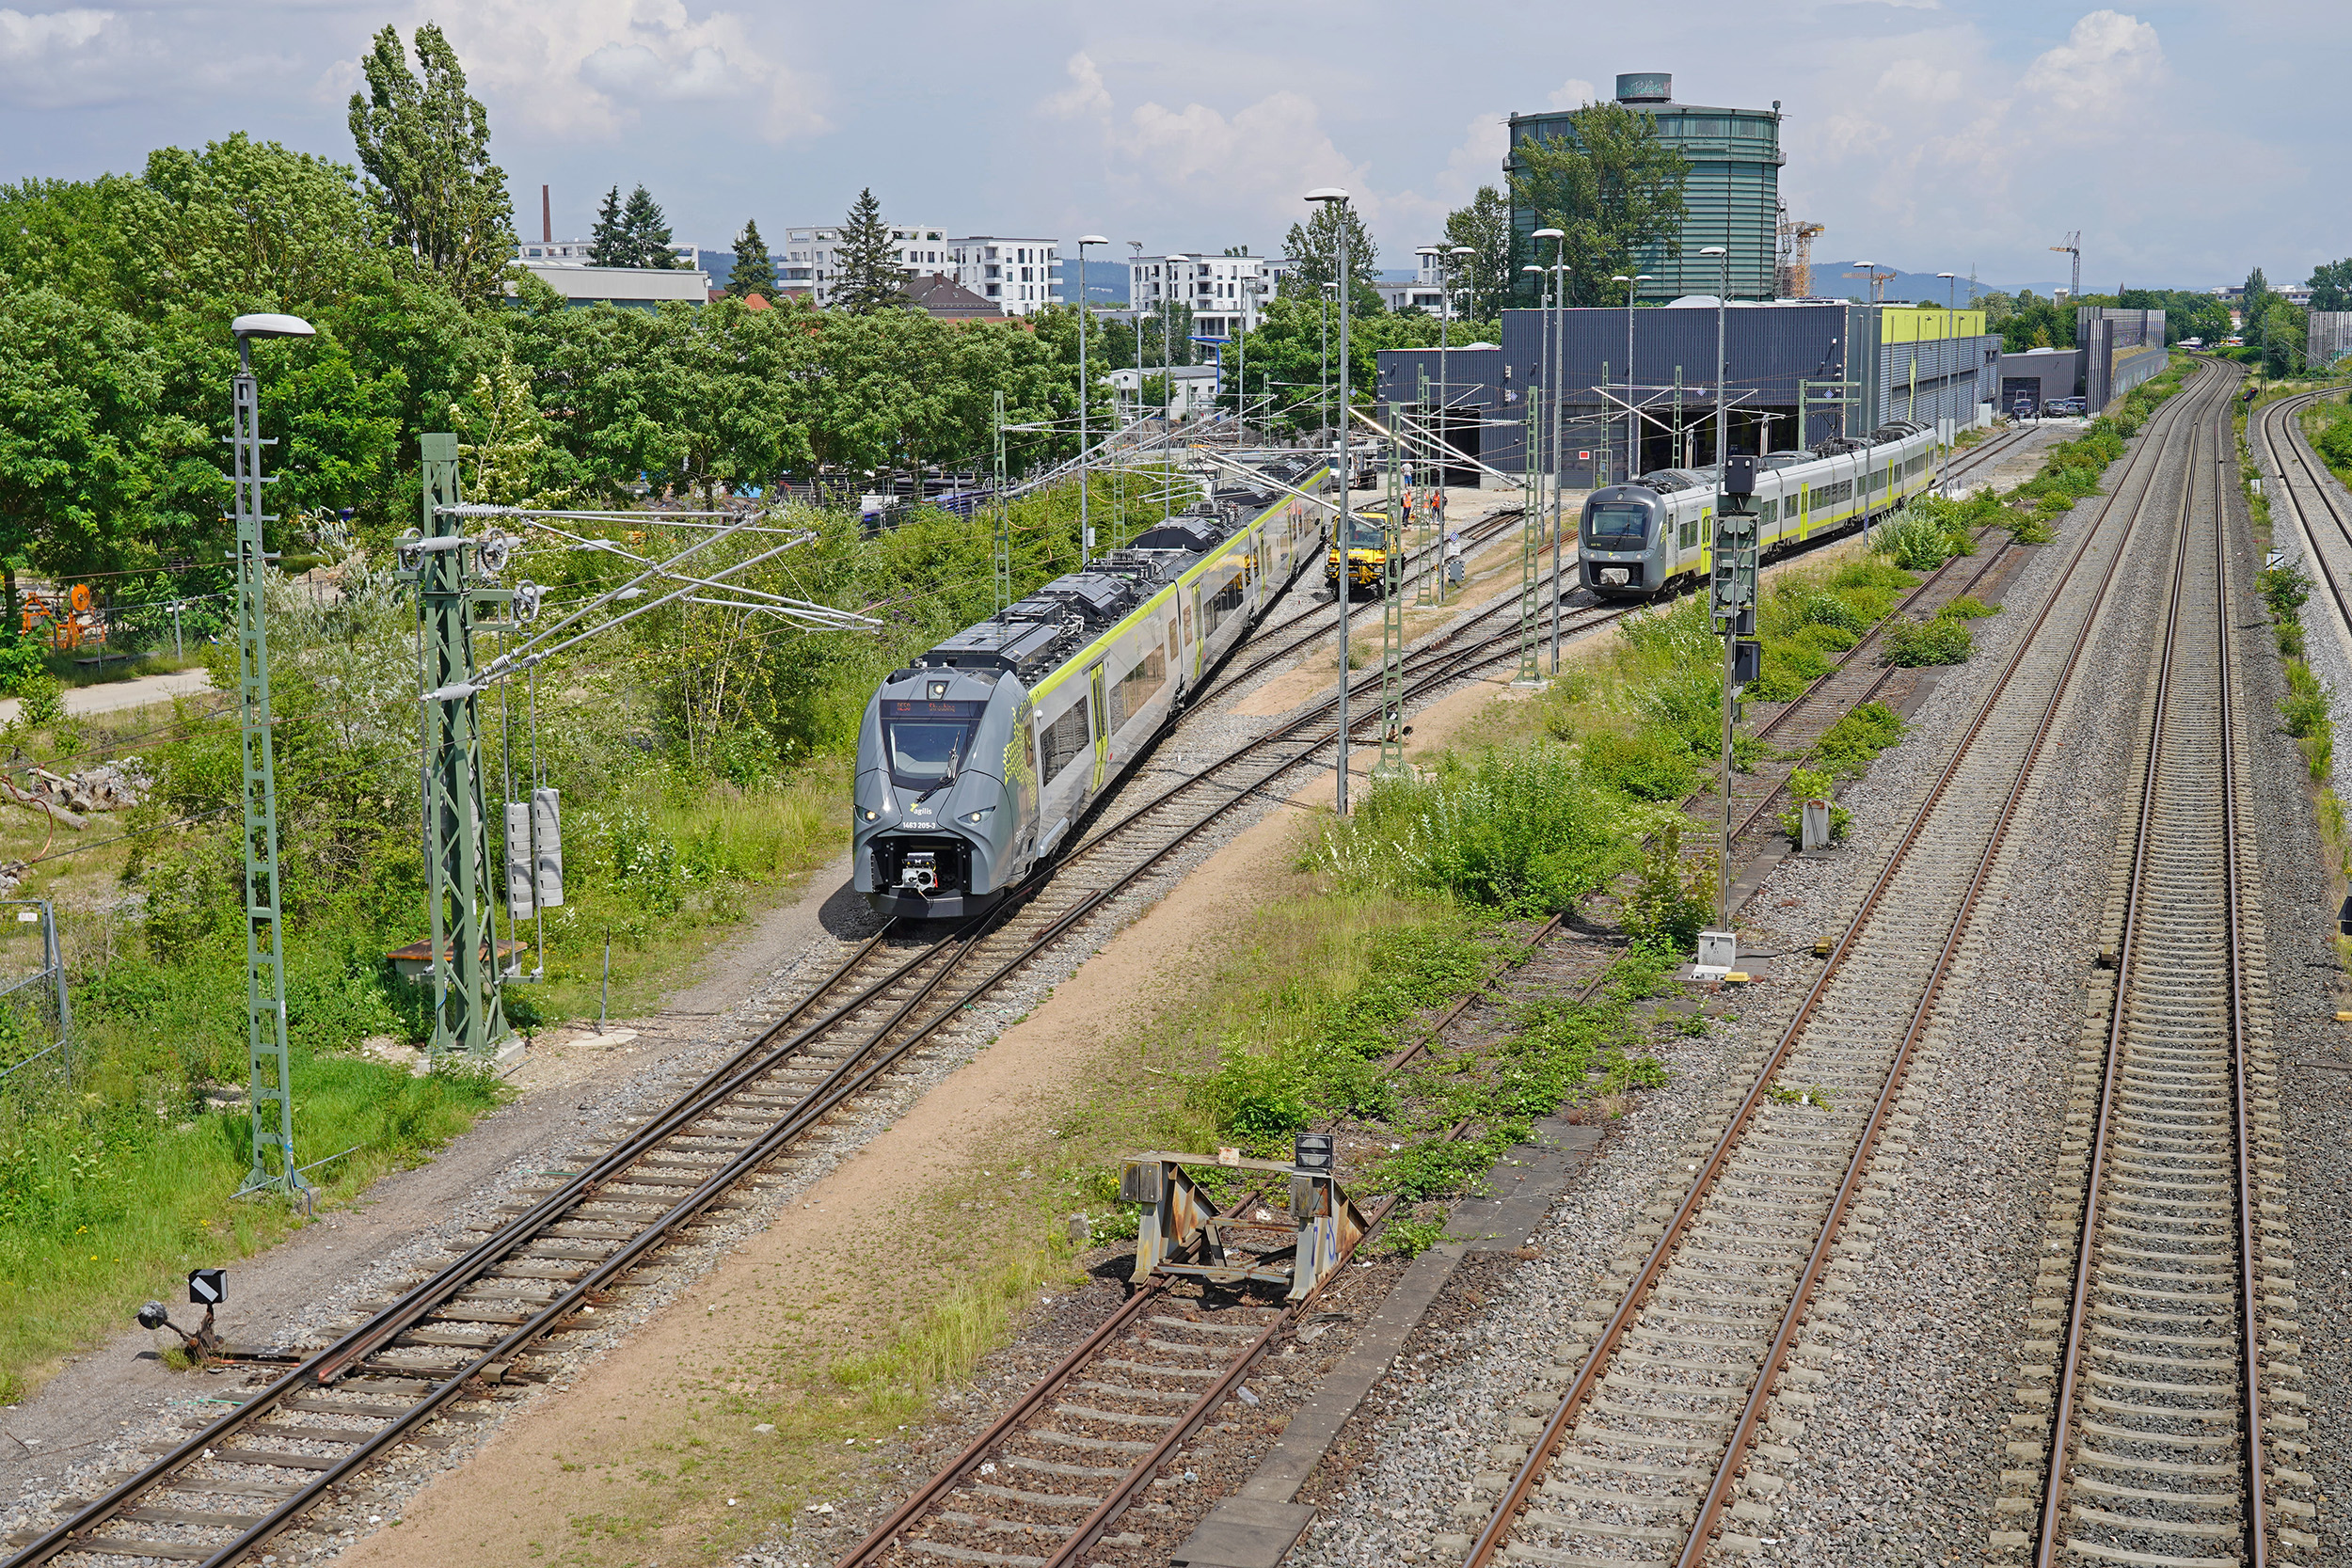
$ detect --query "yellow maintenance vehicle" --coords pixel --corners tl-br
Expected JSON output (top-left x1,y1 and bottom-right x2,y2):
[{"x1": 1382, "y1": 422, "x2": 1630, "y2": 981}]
[{"x1": 1327, "y1": 505, "x2": 1395, "y2": 598}]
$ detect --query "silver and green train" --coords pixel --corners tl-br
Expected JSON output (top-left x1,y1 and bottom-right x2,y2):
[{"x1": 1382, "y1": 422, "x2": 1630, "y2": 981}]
[
  {"x1": 1579, "y1": 420, "x2": 1942, "y2": 598},
  {"x1": 853, "y1": 456, "x2": 1328, "y2": 919}
]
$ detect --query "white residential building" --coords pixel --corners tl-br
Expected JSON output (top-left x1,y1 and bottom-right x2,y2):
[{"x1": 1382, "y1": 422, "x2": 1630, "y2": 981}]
[
  {"x1": 516, "y1": 238, "x2": 701, "y2": 270},
  {"x1": 519, "y1": 263, "x2": 714, "y2": 309},
  {"x1": 1106, "y1": 365, "x2": 1222, "y2": 420},
  {"x1": 947, "y1": 237, "x2": 1061, "y2": 315},
  {"x1": 1129, "y1": 253, "x2": 1273, "y2": 341},
  {"x1": 777, "y1": 226, "x2": 1060, "y2": 314}
]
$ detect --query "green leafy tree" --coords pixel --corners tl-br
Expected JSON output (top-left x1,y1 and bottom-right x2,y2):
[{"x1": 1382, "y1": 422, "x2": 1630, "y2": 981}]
[
  {"x1": 346, "y1": 23, "x2": 516, "y2": 300},
  {"x1": 1441, "y1": 185, "x2": 1514, "y2": 321},
  {"x1": 1279, "y1": 202, "x2": 1380, "y2": 315},
  {"x1": 2257, "y1": 297, "x2": 2308, "y2": 377},
  {"x1": 119, "y1": 134, "x2": 379, "y2": 315},
  {"x1": 1507, "y1": 103, "x2": 1690, "y2": 306},
  {"x1": 589, "y1": 186, "x2": 628, "y2": 267},
  {"x1": 831, "y1": 189, "x2": 906, "y2": 315},
  {"x1": 2308, "y1": 259, "x2": 2352, "y2": 314},
  {"x1": 622, "y1": 185, "x2": 678, "y2": 269},
  {"x1": 726, "y1": 219, "x2": 776, "y2": 299},
  {"x1": 0, "y1": 289, "x2": 168, "y2": 625},
  {"x1": 2241, "y1": 267, "x2": 2271, "y2": 338}
]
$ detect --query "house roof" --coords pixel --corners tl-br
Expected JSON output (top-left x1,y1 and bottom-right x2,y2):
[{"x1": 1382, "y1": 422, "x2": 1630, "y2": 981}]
[{"x1": 906, "y1": 273, "x2": 1005, "y2": 320}]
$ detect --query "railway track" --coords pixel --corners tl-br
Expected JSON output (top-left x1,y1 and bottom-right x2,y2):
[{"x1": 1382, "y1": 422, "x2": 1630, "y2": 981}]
[
  {"x1": 823, "y1": 422, "x2": 2071, "y2": 1568},
  {"x1": 0, "y1": 486, "x2": 1577, "y2": 1568},
  {"x1": 1986, "y1": 371, "x2": 2321, "y2": 1565},
  {"x1": 1454, "y1": 362, "x2": 2234, "y2": 1568},
  {"x1": 2, "y1": 429, "x2": 2053, "y2": 1568},
  {"x1": 2249, "y1": 385, "x2": 2352, "y2": 638}
]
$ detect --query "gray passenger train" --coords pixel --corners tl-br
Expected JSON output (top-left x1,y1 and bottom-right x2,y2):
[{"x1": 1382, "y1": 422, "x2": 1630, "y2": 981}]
[
  {"x1": 853, "y1": 457, "x2": 1328, "y2": 919},
  {"x1": 1579, "y1": 421, "x2": 1943, "y2": 598}
]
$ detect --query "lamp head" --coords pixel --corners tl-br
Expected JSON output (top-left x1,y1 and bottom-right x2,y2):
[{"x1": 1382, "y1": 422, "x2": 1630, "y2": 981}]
[
  {"x1": 1522, "y1": 264, "x2": 1543, "y2": 274},
  {"x1": 231, "y1": 313, "x2": 315, "y2": 341},
  {"x1": 1451, "y1": 245, "x2": 1474, "y2": 256},
  {"x1": 1936, "y1": 271, "x2": 1956, "y2": 279},
  {"x1": 1077, "y1": 234, "x2": 1107, "y2": 246},
  {"x1": 1700, "y1": 246, "x2": 1727, "y2": 258},
  {"x1": 1304, "y1": 186, "x2": 1350, "y2": 204},
  {"x1": 1635, "y1": 274, "x2": 1654, "y2": 282},
  {"x1": 1612, "y1": 275, "x2": 1631, "y2": 283},
  {"x1": 1531, "y1": 227, "x2": 1564, "y2": 241}
]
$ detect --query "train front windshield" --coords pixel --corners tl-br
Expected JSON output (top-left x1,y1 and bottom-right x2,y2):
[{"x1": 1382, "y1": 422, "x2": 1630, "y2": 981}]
[
  {"x1": 881, "y1": 700, "x2": 984, "y2": 790},
  {"x1": 1343, "y1": 517, "x2": 1387, "y2": 550},
  {"x1": 1585, "y1": 504, "x2": 1651, "y2": 548}
]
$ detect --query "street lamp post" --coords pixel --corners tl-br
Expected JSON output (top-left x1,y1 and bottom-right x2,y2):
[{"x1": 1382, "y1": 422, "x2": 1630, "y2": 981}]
[
  {"x1": 1308, "y1": 188, "x2": 1354, "y2": 815},
  {"x1": 1610, "y1": 274, "x2": 1655, "y2": 481},
  {"x1": 1320, "y1": 281, "x2": 1335, "y2": 448},
  {"x1": 1076, "y1": 235, "x2": 1107, "y2": 564},
  {"x1": 1547, "y1": 237, "x2": 1568, "y2": 672},
  {"x1": 1701, "y1": 244, "x2": 1737, "y2": 938},
  {"x1": 1235, "y1": 275, "x2": 1262, "y2": 444}
]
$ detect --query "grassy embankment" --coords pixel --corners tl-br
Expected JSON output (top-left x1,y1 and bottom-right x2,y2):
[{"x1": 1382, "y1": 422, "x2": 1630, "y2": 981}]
[{"x1": 2242, "y1": 385, "x2": 2350, "y2": 956}]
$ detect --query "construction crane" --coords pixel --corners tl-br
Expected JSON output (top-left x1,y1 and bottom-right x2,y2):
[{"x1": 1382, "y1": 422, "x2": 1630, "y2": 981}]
[
  {"x1": 2050, "y1": 231, "x2": 2081, "y2": 301},
  {"x1": 1843, "y1": 261, "x2": 1896, "y2": 305},
  {"x1": 1776, "y1": 215, "x2": 1824, "y2": 298}
]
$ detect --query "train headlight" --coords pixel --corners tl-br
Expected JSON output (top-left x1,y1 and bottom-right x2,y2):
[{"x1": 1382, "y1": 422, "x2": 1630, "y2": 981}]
[
  {"x1": 961, "y1": 807, "x2": 995, "y2": 825},
  {"x1": 862, "y1": 809, "x2": 879, "y2": 821}
]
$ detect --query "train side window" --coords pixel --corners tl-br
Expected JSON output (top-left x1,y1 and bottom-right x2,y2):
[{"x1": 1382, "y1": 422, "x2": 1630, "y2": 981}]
[
  {"x1": 1680, "y1": 511, "x2": 1699, "y2": 549},
  {"x1": 1167, "y1": 615, "x2": 1180, "y2": 665},
  {"x1": 1040, "y1": 697, "x2": 1092, "y2": 784},
  {"x1": 1757, "y1": 498, "x2": 1778, "y2": 527},
  {"x1": 1107, "y1": 647, "x2": 1168, "y2": 731}
]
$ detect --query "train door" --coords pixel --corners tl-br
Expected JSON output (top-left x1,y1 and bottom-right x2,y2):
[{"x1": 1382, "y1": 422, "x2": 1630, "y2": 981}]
[
  {"x1": 1089, "y1": 665, "x2": 1109, "y2": 788},
  {"x1": 1799, "y1": 483, "x2": 1811, "y2": 540},
  {"x1": 1182, "y1": 588, "x2": 1199, "y2": 679}
]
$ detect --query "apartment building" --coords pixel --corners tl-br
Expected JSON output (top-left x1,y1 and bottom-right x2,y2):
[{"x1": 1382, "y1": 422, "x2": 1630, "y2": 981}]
[
  {"x1": 778, "y1": 227, "x2": 1061, "y2": 314},
  {"x1": 1128, "y1": 252, "x2": 1272, "y2": 341}
]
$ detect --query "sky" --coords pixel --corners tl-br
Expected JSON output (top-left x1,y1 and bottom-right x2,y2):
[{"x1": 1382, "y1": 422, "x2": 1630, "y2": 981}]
[{"x1": 1, "y1": 0, "x2": 2341, "y2": 294}]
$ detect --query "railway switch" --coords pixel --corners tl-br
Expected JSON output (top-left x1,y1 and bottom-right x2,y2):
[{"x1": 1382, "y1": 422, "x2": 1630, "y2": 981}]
[{"x1": 1124, "y1": 1149, "x2": 1369, "y2": 1301}]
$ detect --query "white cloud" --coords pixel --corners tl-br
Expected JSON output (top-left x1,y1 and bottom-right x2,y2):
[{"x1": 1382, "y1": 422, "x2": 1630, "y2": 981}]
[
  {"x1": 1545, "y1": 77, "x2": 1598, "y2": 110},
  {"x1": 2016, "y1": 8, "x2": 2161, "y2": 119},
  {"x1": 0, "y1": 7, "x2": 135, "y2": 108},
  {"x1": 438, "y1": 1, "x2": 826, "y2": 144},
  {"x1": 1042, "y1": 51, "x2": 1112, "y2": 119}
]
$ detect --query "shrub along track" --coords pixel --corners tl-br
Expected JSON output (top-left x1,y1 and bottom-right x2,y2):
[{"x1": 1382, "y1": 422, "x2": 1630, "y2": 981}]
[
  {"x1": 1453, "y1": 362, "x2": 2234, "y2": 1568},
  {"x1": 1981, "y1": 372, "x2": 2322, "y2": 1564}
]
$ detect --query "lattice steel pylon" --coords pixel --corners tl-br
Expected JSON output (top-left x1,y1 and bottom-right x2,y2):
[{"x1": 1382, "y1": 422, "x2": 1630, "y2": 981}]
[
  {"x1": 415, "y1": 434, "x2": 508, "y2": 1062},
  {"x1": 1516, "y1": 387, "x2": 1544, "y2": 685},
  {"x1": 992, "y1": 390, "x2": 1012, "y2": 613},
  {"x1": 1375, "y1": 404, "x2": 1408, "y2": 779},
  {"x1": 230, "y1": 341, "x2": 304, "y2": 1197}
]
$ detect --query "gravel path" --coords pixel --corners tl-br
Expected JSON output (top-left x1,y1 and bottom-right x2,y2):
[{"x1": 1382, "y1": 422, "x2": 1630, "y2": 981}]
[{"x1": 1283, "y1": 420, "x2": 2199, "y2": 1568}]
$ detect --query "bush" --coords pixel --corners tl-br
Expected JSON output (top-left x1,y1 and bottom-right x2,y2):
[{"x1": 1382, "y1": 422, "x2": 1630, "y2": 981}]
[
  {"x1": 2259, "y1": 563, "x2": 2312, "y2": 624},
  {"x1": 1323, "y1": 747, "x2": 1633, "y2": 915},
  {"x1": 13, "y1": 672, "x2": 62, "y2": 730},
  {"x1": 1620, "y1": 822, "x2": 1716, "y2": 950},
  {"x1": 1872, "y1": 512, "x2": 1963, "y2": 571},
  {"x1": 1885, "y1": 615, "x2": 1973, "y2": 667},
  {"x1": 1941, "y1": 594, "x2": 2001, "y2": 619},
  {"x1": 1779, "y1": 766, "x2": 1851, "y2": 845},
  {"x1": 1581, "y1": 729, "x2": 1698, "y2": 800},
  {"x1": 1814, "y1": 702, "x2": 1905, "y2": 775}
]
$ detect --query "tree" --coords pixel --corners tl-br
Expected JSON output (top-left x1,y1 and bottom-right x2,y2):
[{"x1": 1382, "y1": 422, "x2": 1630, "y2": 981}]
[
  {"x1": 831, "y1": 189, "x2": 906, "y2": 315},
  {"x1": 2241, "y1": 267, "x2": 2271, "y2": 338},
  {"x1": 2309, "y1": 259, "x2": 2352, "y2": 314},
  {"x1": 589, "y1": 186, "x2": 628, "y2": 267},
  {"x1": 346, "y1": 24, "x2": 516, "y2": 301},
  {"x1": 1279, "y1": 202, "x2": 1379, "y2": 310},
  {"x1": 1441, "y1": 185, "x2": 1514, "y2": 322},
  {"x1": 727, "y1": 219, "x2": 776, "y2": 299},
  {"x1": 622, "y1": 185, "x2": 678, "y2": 269},
  {"x1": 1507, "y1": 103, "x2": 1689, "y2": 306}
]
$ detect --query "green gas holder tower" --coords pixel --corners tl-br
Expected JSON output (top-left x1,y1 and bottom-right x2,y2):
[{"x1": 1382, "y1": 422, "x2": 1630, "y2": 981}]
[{"x1": 1506, "y1": 72, "x2": 1783, "y2": 305}]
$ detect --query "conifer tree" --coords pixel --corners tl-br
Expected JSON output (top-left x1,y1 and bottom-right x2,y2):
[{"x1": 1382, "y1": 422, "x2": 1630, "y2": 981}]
[
  {"x1": 346, "y1": 23, "x2": 516, "y2": 299},
  {"x1": 589, "y1": 185, "x2": 628, "y2": 266},
  {"x1": 726, "y1": 219, "x2": 776, "y2": 299},
  {"x1": 622, "y1": 184, "x2": 678, "y2": 268},
  {"x1": 832, "y1": 188, "x2": 906, "y2": 314}
]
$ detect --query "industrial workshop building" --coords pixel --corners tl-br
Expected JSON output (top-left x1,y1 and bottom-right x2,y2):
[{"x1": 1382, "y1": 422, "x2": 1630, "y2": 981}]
[
  {"x1": 1375, "y1": 301, "x2": 1998, "y2": 488},
  {"x1": 1506, "y1": 73, "x2": 1782, "y2": 305},
  {"x1": 1995, "y1": 308, "x2": 2169, "y2": 416}
]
